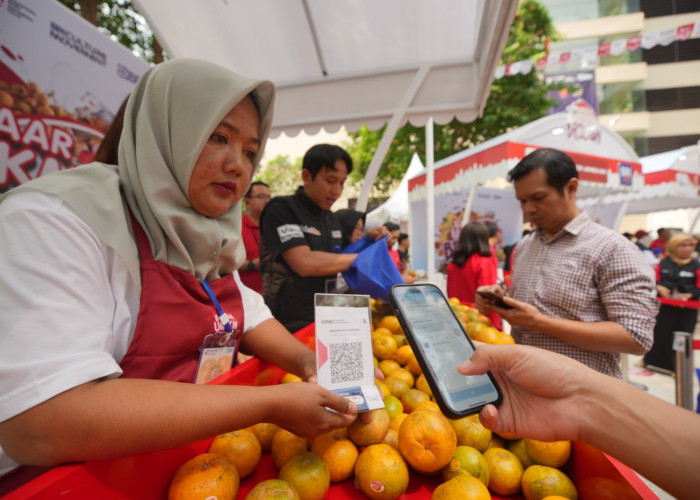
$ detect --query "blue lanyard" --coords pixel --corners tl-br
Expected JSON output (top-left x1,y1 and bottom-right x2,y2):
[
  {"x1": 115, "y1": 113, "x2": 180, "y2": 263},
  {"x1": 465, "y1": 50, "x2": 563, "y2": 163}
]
[{"x1": 201, "y1": 279, "x2": 232, "y2": 333}]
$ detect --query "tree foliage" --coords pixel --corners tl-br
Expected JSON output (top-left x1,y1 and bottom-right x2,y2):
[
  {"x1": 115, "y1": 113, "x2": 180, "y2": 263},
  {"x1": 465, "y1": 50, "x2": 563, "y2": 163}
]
[
  {"x1": 56, "y1": 0, "x2": 164, "y2": 62},
  {"x1": 345, "y1": 0, "x2": 561, "y2": 195},
  {"x1": 254, "y1": 155, "x2": 303, "y2": 198}
]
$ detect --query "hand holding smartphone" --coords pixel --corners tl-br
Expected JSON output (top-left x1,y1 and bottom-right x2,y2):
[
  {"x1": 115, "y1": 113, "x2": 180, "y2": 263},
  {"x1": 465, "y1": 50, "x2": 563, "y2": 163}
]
[
  {"x1": 476, "y1": 289, "x2": 515, "y2": 310},
  {"x1": 388, "y1": 284, "x2": 502, "y2": 418}
]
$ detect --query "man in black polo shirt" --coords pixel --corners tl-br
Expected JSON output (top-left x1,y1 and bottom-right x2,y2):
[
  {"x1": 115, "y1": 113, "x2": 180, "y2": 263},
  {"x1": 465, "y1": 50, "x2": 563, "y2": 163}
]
[{"x1": 259, "y1": 144, "x2": 358, "y2": 332}]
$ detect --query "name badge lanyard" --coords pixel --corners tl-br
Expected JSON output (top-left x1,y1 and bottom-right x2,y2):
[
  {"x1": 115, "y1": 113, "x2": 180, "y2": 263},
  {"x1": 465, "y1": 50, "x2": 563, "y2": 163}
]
[{"x1": 202, "y1": 279, "x2": 233, "y2": 334}]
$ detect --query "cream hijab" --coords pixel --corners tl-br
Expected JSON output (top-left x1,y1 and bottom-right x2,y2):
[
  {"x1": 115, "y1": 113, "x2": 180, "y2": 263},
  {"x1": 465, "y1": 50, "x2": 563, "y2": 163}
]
[{"x1": 2, "y1": 58, "x2": 275, "y2": 291}]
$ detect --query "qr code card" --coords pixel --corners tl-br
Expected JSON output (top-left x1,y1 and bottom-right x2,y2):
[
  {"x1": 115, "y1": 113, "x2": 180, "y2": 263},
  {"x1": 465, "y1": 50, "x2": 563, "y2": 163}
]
[{"x1": 314, "y1": 294, "x2": 384, "y2": 411}]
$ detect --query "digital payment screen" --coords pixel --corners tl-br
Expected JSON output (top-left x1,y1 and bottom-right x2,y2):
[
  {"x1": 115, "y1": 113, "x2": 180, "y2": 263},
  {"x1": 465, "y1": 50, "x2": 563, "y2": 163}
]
[{"x1": 392, "y1": 285, "x2": 500, "y2": 413}]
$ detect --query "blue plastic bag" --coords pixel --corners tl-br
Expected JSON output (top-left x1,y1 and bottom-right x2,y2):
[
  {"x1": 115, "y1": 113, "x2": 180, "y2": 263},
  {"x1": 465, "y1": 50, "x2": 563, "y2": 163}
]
[{"x1": 341, "y1": 236, "x2": 404, "y2": 302}]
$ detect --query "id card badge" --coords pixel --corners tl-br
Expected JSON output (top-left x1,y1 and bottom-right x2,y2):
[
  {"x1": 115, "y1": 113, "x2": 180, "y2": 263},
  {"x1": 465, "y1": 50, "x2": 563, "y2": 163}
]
[{"x1": 195, "y1": 346, "x2": 235, "y2": 384}]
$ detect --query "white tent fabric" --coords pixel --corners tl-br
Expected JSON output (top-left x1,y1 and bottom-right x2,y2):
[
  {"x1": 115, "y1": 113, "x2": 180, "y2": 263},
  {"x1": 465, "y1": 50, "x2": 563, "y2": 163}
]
[
  {"x1": 365, "y1": 153, "x2": 425, "y2": 228},
  {"x1": 579, "y1": 143, "x2": 700, "y2": 224},
  {"x1": 133, "y1": 0, "x2": 517, "y2": 137}
]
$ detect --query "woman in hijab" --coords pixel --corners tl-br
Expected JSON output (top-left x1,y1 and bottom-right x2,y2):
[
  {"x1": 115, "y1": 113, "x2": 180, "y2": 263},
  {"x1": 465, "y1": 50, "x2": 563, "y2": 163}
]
[
  {"x1": 336, "y1": 208, "x2": 366, "y2": 248},
  {"x1": 643, "y1": 233, "x2": 700, "y2": 373},
  {"x1": 0, "y1": 59, "x2": 356, "y2": 477}
]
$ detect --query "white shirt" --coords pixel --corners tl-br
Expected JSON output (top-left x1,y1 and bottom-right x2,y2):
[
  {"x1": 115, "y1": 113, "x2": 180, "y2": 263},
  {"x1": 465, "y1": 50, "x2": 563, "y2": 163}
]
[{"x1": 0, "y1": 191, "x2": 272, "y2": 475}]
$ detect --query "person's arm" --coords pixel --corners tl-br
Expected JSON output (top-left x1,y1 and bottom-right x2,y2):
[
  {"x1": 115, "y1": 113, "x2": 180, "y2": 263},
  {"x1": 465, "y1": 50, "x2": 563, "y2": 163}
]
[
  {"x1": 281, "y1": 245, "x2": 357, "y2": 276},
  {"x1": 240, "y1": 318, "x2": 317, "y2": 382},
  {"x1": 0, "y1": 376, "x2": 357, "y2": 468},
  {"x1": 458, "y1": 343, "x2": 700, "y2": 500}
]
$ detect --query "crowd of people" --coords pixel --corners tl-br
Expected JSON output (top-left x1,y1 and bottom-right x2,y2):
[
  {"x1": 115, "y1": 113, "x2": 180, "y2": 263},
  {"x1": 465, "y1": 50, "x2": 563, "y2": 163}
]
[{"x1": 0, "y1": 58, "x2": 698, "y2": 498}]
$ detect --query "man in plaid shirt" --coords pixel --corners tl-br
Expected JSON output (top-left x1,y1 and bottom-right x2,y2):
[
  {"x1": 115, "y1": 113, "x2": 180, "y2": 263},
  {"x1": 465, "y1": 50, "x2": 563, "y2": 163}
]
[{"x1": 475, "y1": 148, "x2": 658, "y2": 378}]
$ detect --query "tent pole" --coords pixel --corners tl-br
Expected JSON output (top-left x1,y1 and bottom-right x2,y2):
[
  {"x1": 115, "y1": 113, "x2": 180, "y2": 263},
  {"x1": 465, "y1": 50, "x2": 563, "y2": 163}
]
[
  {"x1": 356, "y1": 66, "x2": 429, "y2": 212},
  {"x1": 426, "y1": 117, "x2": 436, "y2": 283},
  {"x1": 461, "y1": 184, "x2": 480, "y2": 226},
  {"x1": 612, "y1": 201, "x2": 629, "y2": 231}
]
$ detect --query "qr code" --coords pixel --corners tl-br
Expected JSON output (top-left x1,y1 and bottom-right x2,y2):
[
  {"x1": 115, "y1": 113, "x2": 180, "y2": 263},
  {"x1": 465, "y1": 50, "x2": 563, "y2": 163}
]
[{"x1": 330, "y1": 342, "x2": 363, "y2": 384}]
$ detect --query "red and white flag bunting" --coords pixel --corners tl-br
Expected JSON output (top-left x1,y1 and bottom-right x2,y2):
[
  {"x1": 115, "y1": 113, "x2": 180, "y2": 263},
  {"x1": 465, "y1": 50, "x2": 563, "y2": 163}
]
[{"x1": 496, "y1": 21, "x2": 700, "y2": 79}]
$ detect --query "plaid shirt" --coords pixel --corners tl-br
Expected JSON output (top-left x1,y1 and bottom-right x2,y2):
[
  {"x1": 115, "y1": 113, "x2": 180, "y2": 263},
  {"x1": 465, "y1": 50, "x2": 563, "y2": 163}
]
[{"x1": 511, "y1": 212, "x2": 658, "y2": 378}]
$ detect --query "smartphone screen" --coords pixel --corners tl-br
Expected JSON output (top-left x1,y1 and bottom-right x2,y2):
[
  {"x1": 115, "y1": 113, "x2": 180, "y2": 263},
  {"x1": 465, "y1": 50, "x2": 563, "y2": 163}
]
[{"x1": 388, "y1": 284, "x2": 501, "y2": 418}]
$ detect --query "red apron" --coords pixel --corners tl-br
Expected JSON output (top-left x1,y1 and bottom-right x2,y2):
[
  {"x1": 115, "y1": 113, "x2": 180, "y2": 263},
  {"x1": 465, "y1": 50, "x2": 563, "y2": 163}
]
[{"x1": 119, "y1": 216, "x2": 245, "y2": 382}]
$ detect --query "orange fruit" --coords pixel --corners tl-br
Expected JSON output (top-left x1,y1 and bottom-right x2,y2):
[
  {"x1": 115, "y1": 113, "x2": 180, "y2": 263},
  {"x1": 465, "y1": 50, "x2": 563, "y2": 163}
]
[
  {"x1": 378, "y1": 359, "x2": 402, "y2": 377},
  {"x1": 208, "y1": 429, "x2": 262, "y2": 479},
  {"x1": 487, "y1": 433, "x2": 507, "y2": 450},
  {"x1": 354, "y1": 444, "x2": 409, "y2": 499},
  {"x1": 389, "y1": 412, "x2": 408, "y2": 432},
  {"x1": 496, "y1": 429, "x2": 521, "y2": 440},
  {"x1": 244, "y1": 478, "x2": 300, "y2": 499},
  {"x1": 310, "y1": 430, "x2": 358, "y2": 483},
  {"x1": 271, "y1": 428, "x2": 310, "y2": 469},
  {"x1": 441, "y1": 445, "x2": 489, "y2": 485},
  {"x1": 464, "y1": 321, "x2": 487, "y2": 340},
  {"x1": 474, "y1": 314, "x2": 492, "y2": 326},
  {"x1": 450, "y1": 413, "x2": 492, "y2": 452},
  {"x1": 404, "y1": 354, "x2": 422, "y2": 376},
  {"x1": 400, "y1": 388, "x2": 430, "y2": 413},
  {"x1": 378, "y1": 315, "x2": 403, "y2": 335},
  {"x1": 448, "y1": 297, "x2": 461, "y2": 306},
  {"x1": 168, "y1": 452, "x2": 239, "y2": 500},
  {"x1": 498, "y1": 331, "x2": 516, "y2": 344},
  {"x1": 278, "y1": 451, "x2": 330, "y2": 500},
  {"x1": 414, "y1": 373, "x2": 433, "y2": 397},
  {"x1": 385, "y1": 367, "x2": 414, "y2": 388},
  {"x1": 373, "y1": 334, "x2": 398, "y2": 360},
  {"x1": 525, "y1": 439, "x2": 572, "y2": 468},
  {"x1": 398, "y1": 409, "x2": 456, "y2": 474},
  {"x1": 280, "y1": 372, "x2": 302, "y2": 383},
  {"x1": 347, "y1": 408, "x2": 390, "y2": 447},
  {"x1": 383, "y1": 377, "x2": 411, "y2": 399},
  {"x1": 392, "y1": 334, "x2": 407, "y2": 348},
  {"x1": 472, "y1": 325, "x2": 502, "y2": 344},
  {"x1": 375, "y1": 379, "x2": 391, "y2": 399},
  {"x1": 413, "y1": 400, "x2": 440, "y2": 413},
  {"x1": 433, "y1": 474, "x2": 491, "y2": 500},
  {"x1": 372, "y1": 327, "x2": 393, "y2": 340},
  {"x1": 483, "y1": 447, "x2": 524, "y2": 496},
  {"x1": 381, "y1": 428, "x2": 400, "y2": 451},
  {"x1": 394, "y1": 345, "x2": 414, "y2": 366},
  {"x1": 246, "y1": 422, "x2": 280, "y2": 452},
  {"x1": 521, "y1": 465, "x2": 578, "y2": 500},
  {"x1": 508, "y1": 438, "x2": 537, "y2": 468},
  {"x1": 383, "y1": 394, "x2": 404, "y2": 419}
]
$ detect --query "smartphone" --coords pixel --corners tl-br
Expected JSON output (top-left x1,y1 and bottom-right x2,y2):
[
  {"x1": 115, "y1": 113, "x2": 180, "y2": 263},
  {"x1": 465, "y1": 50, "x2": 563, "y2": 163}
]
[
  {"x1": 388, "y1": 284, "x2": 502, "y2": 418},
  {"x1": 475, "y1": 289, "x2": 515, "y2": 310}
]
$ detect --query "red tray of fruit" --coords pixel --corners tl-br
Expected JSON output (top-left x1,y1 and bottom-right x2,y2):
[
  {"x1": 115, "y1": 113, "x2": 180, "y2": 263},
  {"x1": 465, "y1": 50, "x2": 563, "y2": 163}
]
[{"x1": 2, "y1": 323, "x2": 658, "y2": 499}]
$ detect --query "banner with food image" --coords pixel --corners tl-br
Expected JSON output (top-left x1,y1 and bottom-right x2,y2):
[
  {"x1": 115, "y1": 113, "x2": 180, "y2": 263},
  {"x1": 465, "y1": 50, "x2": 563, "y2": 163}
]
[{"x1": 0, "y1": 0, "x2": 149, "y2": 193}]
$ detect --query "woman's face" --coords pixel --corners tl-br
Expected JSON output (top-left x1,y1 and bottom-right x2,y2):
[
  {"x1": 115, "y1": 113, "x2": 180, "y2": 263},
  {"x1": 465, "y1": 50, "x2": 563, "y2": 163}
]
[
  {"x1": 188, "y1": 96, "x2": 260, "y2": 218},
  {"x1": 674, "y1": 239, "x2": 695, "y2": 260},
  {"x1": 351, "y1": 218, "x2": 364, "y2": 243}
]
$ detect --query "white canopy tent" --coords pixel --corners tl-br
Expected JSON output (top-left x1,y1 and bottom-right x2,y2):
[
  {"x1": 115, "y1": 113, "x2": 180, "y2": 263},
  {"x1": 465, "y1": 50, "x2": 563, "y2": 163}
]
[
  {"x1": 578, "y1": 143, "x2": 700, "y2": 231},
  {"x1": 132, "y1": 0, "x2": 517, "y2": 211}
]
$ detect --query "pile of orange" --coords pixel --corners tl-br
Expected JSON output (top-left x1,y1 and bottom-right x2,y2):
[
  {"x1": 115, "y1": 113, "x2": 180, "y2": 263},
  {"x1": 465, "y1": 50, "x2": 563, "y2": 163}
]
[{"x1": 168, "y1": 298, "x2": 577, "y2": 500}]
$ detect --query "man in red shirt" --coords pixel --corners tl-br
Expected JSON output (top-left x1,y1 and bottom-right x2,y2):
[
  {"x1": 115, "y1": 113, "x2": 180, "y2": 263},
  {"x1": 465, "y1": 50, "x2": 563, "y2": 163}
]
[
  {"x1": 240, "y1": 181, "x2": 270, "y2": 292},
  {"x1": 649, "y1": 227, "x2": 670, "y2": 256}
]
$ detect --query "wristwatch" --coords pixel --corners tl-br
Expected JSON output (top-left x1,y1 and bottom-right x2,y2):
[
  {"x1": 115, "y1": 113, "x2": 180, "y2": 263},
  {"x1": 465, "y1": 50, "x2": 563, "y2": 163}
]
[{"x1": 247, "y1": 260, "x2": 255, "y2": 271}]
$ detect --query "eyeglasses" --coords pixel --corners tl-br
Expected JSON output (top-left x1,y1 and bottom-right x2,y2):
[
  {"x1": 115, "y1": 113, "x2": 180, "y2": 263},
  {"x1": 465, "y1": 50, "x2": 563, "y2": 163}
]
[{"x1": 248, "y1": 194, "x2": 271, "y2": 200}]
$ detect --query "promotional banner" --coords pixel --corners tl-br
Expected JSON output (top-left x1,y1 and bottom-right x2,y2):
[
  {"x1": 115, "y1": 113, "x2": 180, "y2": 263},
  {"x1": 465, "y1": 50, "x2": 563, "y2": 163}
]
[
  {"x1": 0, "y1": 0, "x2": 149, "y2": 193},
  {"x1": 409, "y1": 187, "x2": 522, "y2": 273},
  {"x1": 545, "y1": 70, "x2": 598, "y2": 115}
]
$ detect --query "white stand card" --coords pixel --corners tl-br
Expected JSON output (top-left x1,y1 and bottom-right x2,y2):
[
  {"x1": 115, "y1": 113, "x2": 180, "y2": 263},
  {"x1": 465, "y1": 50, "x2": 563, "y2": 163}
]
[{"x1": 314, "y1": 294, "x2": 384, "y2": 411}]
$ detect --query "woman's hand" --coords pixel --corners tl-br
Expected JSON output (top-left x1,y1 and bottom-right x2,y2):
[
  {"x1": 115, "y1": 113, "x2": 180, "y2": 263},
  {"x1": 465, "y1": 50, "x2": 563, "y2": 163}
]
[{"x1": 267, "y1": 383, "x2": 357, "y2": 438}]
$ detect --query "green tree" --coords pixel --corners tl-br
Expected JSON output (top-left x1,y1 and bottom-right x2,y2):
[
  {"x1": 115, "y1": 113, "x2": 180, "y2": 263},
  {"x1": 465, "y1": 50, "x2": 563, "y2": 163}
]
[
  {"x1": 345, "y1": 0, "x2": 561, "y2": 195},
  {"x1": 57, "y1": 0, "x2": 164, "y2": 63},
  {"x1": 255, "y1": 155, "x2": 303, "y2": 198}
]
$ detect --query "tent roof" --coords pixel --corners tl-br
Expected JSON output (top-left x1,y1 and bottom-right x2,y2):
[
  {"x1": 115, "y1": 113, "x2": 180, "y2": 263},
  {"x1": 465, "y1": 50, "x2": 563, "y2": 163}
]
[
  {"x1": 132, "y1": 0, "x2": 517, "y2": 138},
  {"x1": 408, "y1": 110, "x2": 643, "y2": 200},
  {"x1": 579, "y1": 143, "x2": 700, "y2": 215}
]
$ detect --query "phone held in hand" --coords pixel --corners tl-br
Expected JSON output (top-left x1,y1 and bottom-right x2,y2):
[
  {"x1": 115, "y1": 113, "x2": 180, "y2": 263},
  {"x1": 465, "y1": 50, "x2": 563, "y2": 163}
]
[
  {"x1": 476, "y1": 289, "x2": 515, "y2": 310},
  {"x1": 388, "y1": 284, "x2": 502, "y2": 418}
]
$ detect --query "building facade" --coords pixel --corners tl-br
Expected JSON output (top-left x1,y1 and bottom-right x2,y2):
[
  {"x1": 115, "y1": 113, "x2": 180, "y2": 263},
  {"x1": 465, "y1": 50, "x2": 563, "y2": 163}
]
[{"x1": 542, "y1": 0, "x2": 700, "y2": 156}]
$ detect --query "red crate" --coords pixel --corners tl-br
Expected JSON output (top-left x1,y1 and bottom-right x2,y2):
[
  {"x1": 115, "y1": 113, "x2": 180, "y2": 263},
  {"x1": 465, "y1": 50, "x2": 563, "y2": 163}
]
[{"x1": 2, "y1": 324, "x2": 658, "y2": 499}]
